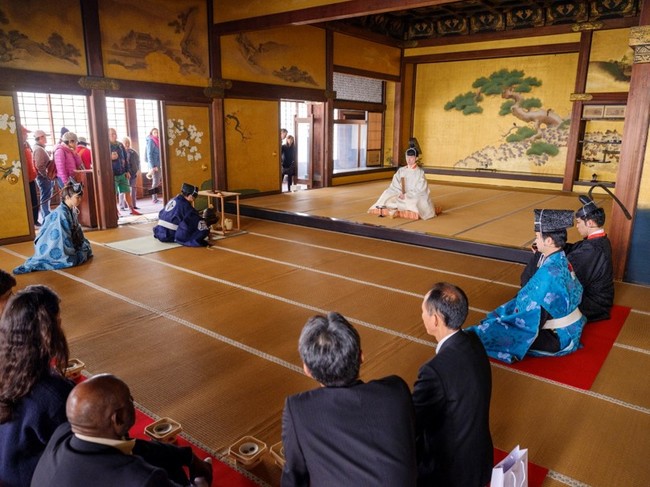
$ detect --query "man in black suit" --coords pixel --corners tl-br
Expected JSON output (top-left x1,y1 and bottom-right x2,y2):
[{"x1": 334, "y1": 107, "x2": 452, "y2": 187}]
[
  {"x1": 31, "y1": 374, "x2": 212, "y2": 487},
  {"x1": 413, "y1": 283, "x2": 493, "y2": 487},
  {"x1": 281, "y1": 312, "x2": 417, "y2": 487}
]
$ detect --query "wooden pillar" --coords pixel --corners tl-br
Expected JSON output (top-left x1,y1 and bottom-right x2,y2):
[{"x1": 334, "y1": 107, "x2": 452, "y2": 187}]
[
  {"x1": 209, "y1": 8, "x2": 227, "y2": 192},
  {"x1": 80, "y1": 0, "x2": 118, "y2": 229},
  {"x1": 610, "y1": 7, "x2": 650, "y2": 279},
  {"x1": 211, "y1": 97, "x2": 227, "y2": 190},
  {"x1": 88, "y1": 90, "x2": 118, "y2": 229},
  {"x1": 323, "y1": 30, "x2": 334, "y2": 187},
  {"x1": 124, "y1": 99, "x2": 139, "y2": 150},
  {"x1": 563, "y1": 31, "x2": 593, "y2": 191}
]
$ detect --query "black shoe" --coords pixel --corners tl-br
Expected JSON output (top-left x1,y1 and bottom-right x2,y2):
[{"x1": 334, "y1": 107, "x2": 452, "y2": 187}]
[{"x1": 133, "y1": 206, "x2": 140, "y2": 210}]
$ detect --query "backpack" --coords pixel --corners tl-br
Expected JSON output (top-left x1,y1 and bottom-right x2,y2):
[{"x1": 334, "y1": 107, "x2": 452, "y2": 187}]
[{"x1": 46, "y1": 157, "x2": 57, "y2": 180}]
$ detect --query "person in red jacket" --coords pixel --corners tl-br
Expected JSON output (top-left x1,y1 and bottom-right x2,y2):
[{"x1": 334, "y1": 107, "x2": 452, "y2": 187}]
[
  {"x1": 21, "y1": 126, "x2": 40, "y2": 225},
  {"x1": 75, "y1": 137, "x2": 92, "y2": 170}
]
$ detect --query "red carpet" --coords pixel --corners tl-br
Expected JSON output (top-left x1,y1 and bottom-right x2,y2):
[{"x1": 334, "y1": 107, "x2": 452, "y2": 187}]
[
  {"x1": 130, "y1": 409, "x2": 260, "y2": 487},
  {"x1": 493, "y1": 448, "x2": 548, "y2": 486},
  {"x1": 493, "y1": 305, "x2": 631, "y2": 390}
]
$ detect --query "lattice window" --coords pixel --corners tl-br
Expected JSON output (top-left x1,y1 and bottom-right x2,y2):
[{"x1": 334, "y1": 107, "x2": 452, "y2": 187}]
[
  {"x1": 333, "y1": 73, "x2": 383, "y2": 103},
  {"x1": 280, "y1": 100, "x2": 308, "y2": 136},
  {"x1": 135, "y1": 99, "x2": 160, "y2": 144},
  {"x1": 106, "y1": 97, "x2": 128, "y2": 141},
  {"x1": 17, "y1": 92, "x2": 89, "y2": 149}
]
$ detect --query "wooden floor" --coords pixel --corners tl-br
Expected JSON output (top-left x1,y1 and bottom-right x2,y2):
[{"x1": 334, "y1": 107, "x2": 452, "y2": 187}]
[
  {"x1": 1, "y1": 184, "x2": 648, "y2": 487},
  {"x1": 238, "y1": 180, "x2": 614, "y2": 254}
]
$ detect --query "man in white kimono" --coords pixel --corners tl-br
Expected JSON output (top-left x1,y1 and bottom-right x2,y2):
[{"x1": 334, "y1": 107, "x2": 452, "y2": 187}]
[{"x1": 369, "y1": 148, "x2": 436, "y2": 220}]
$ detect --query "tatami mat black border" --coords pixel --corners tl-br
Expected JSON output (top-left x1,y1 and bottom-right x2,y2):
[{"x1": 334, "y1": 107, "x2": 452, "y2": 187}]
[{"x1": 230, "y1": 203, "x2": 530, "y2": 264}]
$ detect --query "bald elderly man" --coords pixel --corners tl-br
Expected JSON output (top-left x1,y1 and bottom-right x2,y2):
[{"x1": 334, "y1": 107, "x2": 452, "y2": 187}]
[{"x1": 31, "y1": 374, "x2": 212, "y2": 487}]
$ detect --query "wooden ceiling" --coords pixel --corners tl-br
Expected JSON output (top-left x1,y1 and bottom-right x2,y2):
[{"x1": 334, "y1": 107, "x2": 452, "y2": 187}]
[{"x1": 335, "y1": 0, "x2": 641, "y2": 42}]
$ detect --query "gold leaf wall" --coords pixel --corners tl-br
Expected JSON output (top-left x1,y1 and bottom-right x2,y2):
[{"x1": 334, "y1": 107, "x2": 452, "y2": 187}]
[
  {"x1": 164, "y1": 104, "x2": 212, "y2": 197},
  {"x1": 586, "y1": 28, "x2": 633, "y2": 93},
  {"x1": 384, "y1": 81, "x2": 396, "y2": 166},
  {"x1": 0, "y1": 0, "x2": 86, "y2": 75},
  {"x1": 333, "y1": 33, "x2": 401, "y2": 77},
  {"x1": 414, "y1": 53, "x2": 578, "y2": 176},
  {"x1": 0, "y1": 95, "x2": 30, "y2": 239},
  {"x1": 224, "y1": 99, "x2": 279, "y2": 193},
  {"x1": 221, "y1": 26, "x2": 326, "y2": 89},
  {"x1": 99, "y1": 0, "x2": 209, "y2": 87}
]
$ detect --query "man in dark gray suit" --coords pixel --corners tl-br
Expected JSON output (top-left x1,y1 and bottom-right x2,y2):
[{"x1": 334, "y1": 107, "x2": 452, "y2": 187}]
[
  {"x1": 281, "y1": 312, "x2": 417, "y2": 487},
  {"x1": 413, "y1": 283, "x2": 493, "y2": 487}
]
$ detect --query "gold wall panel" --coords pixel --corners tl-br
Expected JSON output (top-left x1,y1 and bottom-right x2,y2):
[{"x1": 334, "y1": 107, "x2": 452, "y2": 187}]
[
  {"x1": 164, "y1": 104, "x2": 212, "y2": 197},
  {"x1": 0, "y1": 0, "x2": 86, "y2": 75},
  {"x1": 213, "y1": 0, "x2": 348, "y2": 23},
  {"x1": 333, "y1": 33, "x2": 401, "y2": 77},
  {"x1": 384, "y1": 81, "x2": 396, "y2": 166},
  {"x1": 0, "y1": 95, "x2": 30, "y2": 240},
  {"x1": 414, "y1": 53, "x2": 578, "y2": 177},
  {"x1": 223, "y1": 99, "x2": 279, "y2": 193},
  {"x1": 401, "y1": 63, "x2": 416, "y2": 163},
  {"x1": 577, "y1": 119, "x2": 623, "y2": 184},
  {"x1": 221, "y1": 26, "x2": 326, "y2": 89},
  {"x1": 100, "y1": 0, "x2": 209, "y2": 87},
  {"x1": 585, "y1": 28, "x2": 633, "y2": 93}
]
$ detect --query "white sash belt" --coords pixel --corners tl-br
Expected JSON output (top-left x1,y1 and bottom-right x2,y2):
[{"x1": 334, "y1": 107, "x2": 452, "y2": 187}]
[
  {"x1": 157, "y1": 220, "x2": 178, "y2": 231},
  {"x1": 543, "y1": 308, "x2": 583, "y2": 329}
]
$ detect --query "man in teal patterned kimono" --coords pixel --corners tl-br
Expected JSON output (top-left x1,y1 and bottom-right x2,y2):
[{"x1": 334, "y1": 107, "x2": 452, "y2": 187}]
[{"x1": 467, "y1": 209, "x2": 586, "y2": 363}]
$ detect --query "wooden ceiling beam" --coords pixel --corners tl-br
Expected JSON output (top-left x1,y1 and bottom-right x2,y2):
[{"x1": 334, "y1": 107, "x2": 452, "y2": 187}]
[
  {"x1": 323, "y1": 22, "x2": 402, "y2": 47},
  {"x1": 214, "y1": 0, "x2": 459, "y2": 36}
]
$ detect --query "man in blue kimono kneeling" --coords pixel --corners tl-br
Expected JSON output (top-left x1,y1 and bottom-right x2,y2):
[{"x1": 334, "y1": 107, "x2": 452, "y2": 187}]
[
  {"x1": 153, "y1": 183, "x2": 209, "y2": 247},
  {"x1": 467, "y1": 209, "x2": 586, "y2": 363}
]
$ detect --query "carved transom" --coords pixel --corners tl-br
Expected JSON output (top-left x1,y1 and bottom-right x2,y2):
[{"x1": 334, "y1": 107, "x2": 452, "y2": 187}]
[{"x1": 339, "y1": 0, "x2": 640, "y2": 41}]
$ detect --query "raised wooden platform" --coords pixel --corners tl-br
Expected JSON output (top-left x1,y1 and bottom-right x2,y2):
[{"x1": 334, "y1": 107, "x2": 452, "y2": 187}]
[{"x1": 228, "y1": 181, "x2": 613, "y2": 265}]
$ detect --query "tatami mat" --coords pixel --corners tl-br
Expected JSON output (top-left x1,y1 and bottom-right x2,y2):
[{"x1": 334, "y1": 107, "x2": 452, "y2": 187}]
[
  {"x1": 242, "y1": 181, "x2": 614, "y2": 250},
  {"x1": 105, "y1": 236, "x2": 181, "y2": 255},
  {"x1": 491, "y1": 366, "x2": 650, "y2": 487},
  {"x1": 1, "y1": 210, "x2": 648, "y2": 487}
]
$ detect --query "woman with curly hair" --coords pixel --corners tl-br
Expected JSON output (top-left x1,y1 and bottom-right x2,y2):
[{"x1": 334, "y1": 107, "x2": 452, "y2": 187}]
[
  {"x1": 0, "y1": 269, "x2": 16, "y2": 315},
  {"x1": 0, "y1": 285, "x2": 73, "y2": 487}
]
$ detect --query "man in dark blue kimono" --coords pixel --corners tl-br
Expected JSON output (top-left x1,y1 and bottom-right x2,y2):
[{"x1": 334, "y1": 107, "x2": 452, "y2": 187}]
[{"x1": 153, "y1": 183, "x2": 209, "y2": 247}]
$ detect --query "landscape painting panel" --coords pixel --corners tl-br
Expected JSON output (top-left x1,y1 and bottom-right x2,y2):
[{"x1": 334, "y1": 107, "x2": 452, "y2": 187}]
[
  {"x1": 0, "y1": 0, "x2": 86, "y2": 75},
  {"x1": 100, "y1": 0, "x2": 209, "y2": 87},
  {"x1": 414, "y1": 53, "x2": 578, "y2": 177}
]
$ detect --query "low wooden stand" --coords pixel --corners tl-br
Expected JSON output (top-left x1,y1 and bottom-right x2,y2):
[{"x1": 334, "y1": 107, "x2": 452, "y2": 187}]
[{"x1": 197, "y1": 190, "x2": 241, "y2": 235}]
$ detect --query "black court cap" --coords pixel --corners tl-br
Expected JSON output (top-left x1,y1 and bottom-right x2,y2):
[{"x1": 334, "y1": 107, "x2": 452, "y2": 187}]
[
  {"x1": 181, "y1": 182, "x2": 198, "y2": 198},
  {"x1": 534, "y1": 209, "x2": 574, "y2": 233},
  {"x1": 575, "y1": 195, "x2": 600, "y2": 220}
]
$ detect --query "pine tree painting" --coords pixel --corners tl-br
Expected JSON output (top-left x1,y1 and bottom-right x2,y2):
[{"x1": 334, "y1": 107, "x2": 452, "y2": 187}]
[{"x1": 445, "y1": 69, "x2": 569, "y2": 163}]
